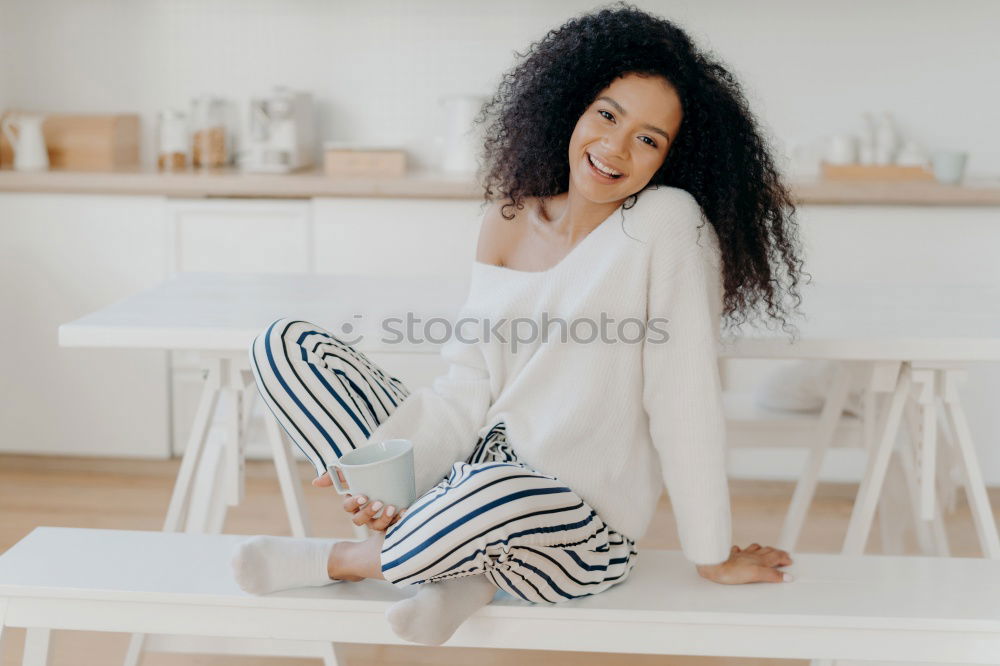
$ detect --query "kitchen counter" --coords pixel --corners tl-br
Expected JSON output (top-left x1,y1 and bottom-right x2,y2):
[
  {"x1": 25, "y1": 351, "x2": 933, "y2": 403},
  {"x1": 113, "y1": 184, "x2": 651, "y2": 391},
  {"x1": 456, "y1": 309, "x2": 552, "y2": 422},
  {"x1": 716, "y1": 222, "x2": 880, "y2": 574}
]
[{"x1": 2, "y1": 166, "x2": 1000, "y2": 205}]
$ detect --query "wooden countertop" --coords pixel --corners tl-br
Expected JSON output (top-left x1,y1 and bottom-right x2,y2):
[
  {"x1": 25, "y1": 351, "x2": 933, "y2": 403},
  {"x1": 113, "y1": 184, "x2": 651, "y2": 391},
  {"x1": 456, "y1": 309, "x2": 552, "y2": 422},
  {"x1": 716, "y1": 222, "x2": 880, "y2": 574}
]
[{"x1": 2, "y1": 166, "x2": 1000, "y2": 205}]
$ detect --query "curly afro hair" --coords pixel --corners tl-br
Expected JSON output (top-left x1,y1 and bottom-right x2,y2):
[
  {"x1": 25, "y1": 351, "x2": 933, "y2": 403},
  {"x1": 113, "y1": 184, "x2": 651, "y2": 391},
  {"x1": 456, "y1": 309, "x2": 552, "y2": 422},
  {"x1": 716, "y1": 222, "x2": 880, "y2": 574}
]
[{"x1": 474, "y1": 2, "x2": 808, "y2": 337}]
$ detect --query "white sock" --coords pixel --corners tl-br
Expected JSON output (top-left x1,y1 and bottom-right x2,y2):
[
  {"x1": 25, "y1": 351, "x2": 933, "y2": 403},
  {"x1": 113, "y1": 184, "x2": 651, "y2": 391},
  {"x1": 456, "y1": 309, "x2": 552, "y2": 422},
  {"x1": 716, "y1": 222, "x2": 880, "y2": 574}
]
[
  {"x1": 230, "y1": 535, "x2": 348, "y2": 595},
  {"x1": 385, "y1": 574, "x2": 499, "y2": 645}
]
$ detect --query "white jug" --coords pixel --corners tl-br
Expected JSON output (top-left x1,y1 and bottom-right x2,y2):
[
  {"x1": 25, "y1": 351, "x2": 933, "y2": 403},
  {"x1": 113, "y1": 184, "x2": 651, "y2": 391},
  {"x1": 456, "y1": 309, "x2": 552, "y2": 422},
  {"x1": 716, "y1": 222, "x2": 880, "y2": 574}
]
[
  {"x1": 437, "y1": 94, "x2": 486, "y2": 174},
  {"x1": 2, "y1": 114, "x2": 49, "y2": 171}
]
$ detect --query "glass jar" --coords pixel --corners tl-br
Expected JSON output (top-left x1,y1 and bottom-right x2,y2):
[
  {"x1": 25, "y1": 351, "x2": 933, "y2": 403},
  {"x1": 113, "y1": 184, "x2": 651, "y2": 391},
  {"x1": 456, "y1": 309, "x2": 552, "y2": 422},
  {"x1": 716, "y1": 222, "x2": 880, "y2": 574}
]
[
  {"x1": 156, "y1": 109, "x2": 189, "y2": 171},
  {"x1": 190, "y1": 95, "x2": 231, "y2": 169}
]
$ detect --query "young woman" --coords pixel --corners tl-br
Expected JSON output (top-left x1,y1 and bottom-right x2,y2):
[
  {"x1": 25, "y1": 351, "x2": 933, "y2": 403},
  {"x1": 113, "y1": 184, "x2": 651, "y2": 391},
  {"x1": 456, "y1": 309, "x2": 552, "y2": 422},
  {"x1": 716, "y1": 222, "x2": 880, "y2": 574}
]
[{"x1": 232, "y1": 2, "x2": 806, "y2": 646}]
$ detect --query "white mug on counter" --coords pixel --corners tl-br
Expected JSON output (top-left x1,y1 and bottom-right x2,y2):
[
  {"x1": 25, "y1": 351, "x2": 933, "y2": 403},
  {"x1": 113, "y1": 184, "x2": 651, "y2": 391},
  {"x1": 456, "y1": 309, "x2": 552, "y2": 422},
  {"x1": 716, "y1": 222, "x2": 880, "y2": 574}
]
[
  {"x1": 930, "y1": 151, "x2": 968, "y2": 185},
  {"x1": 2, "y1": 113, "x2": 49, "y2": 171}
]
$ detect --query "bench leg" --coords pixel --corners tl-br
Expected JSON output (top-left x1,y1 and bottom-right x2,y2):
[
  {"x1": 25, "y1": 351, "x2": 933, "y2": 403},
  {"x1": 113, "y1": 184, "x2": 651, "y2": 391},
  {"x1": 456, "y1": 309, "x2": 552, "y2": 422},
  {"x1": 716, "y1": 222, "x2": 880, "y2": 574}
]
[
  {"x1": 778, "y1": 360, "x2": 854, "y2": 552},
  {"x1": 22, "y1": 628, "x2": 52, "y2": 666}
]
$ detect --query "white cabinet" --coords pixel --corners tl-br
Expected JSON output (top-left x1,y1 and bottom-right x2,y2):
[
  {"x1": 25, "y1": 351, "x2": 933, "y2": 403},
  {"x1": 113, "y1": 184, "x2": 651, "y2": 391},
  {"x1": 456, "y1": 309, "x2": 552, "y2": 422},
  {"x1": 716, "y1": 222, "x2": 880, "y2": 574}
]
[
  {"x1": 312, "y1": 197, "x2": 483, "y2": 278},
  {"x1": 166, "y1": 198, "x2": 314, "y2": 455},
  {"x1": 0, "y1": 193, "x2": 170, "y2": 458},
  {"x1": 167, "y1": 198, "x2": 312, "y2": 274}
]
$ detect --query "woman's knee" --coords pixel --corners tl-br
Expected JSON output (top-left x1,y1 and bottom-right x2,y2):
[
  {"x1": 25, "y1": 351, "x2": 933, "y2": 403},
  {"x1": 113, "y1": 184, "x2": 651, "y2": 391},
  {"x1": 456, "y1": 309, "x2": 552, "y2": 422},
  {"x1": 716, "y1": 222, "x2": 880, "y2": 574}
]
[
  {"x1": 446, "y1": 462, "x2": 572, "y2": 521},
  {"x1": 250, "y1": 317, "x2": 325, "y2": 361}
]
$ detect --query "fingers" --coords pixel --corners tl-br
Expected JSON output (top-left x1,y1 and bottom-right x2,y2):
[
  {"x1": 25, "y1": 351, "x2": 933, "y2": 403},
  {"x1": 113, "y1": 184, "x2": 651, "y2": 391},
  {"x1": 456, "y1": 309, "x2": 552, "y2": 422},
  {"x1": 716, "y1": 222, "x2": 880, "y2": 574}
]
[
  {"x1": 312, "y1": 471, "x2": 333, "y2": 488},
  {"x1": 350, "y1": 498, "x2": 404, "y2": 530},
  {"x1": 370, "y1": 504, "x2": 403, "y2": 531},
  {"x1": 740, "y1": 543, "x2": 793, "y2": 566},
  {"x1": 756, "y1": 565, "x2": 787, "y2": 583},
  {"x1": 342, "y1": 493, "x2": 367, "y2": 513}
]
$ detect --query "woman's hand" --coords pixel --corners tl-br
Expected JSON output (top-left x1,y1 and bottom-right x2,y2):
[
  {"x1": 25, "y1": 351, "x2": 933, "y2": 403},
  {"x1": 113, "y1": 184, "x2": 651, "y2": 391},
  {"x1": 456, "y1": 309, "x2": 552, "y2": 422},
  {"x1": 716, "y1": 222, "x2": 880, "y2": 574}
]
[
  {"x1": 313, "y1": 471, "x2": 407, "y2": 532},
  {"x1": 695, "y1": 543, "x2": 794, "y2": 584}
]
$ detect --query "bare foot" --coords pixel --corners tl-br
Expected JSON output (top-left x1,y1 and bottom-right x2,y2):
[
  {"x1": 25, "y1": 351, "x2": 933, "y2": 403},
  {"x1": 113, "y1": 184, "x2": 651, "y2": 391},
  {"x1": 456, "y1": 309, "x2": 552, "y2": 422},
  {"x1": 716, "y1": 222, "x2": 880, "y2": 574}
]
[{"x1": 327, "y1": 532, "x2": 387, "y2": 581}]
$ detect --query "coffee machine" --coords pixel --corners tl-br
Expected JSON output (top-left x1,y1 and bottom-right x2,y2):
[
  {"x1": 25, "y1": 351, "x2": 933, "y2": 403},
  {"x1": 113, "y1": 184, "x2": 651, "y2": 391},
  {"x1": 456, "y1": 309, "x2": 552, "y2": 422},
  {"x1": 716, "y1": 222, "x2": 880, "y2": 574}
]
[{"x1": 241, "y1": 87, "x2": 315, "y2": 173}]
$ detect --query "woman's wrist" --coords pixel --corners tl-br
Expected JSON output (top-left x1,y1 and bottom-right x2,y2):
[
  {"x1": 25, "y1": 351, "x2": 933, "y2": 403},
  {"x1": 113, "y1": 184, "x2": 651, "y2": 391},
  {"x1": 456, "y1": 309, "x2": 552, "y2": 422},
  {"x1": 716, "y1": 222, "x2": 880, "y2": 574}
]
[{"x1": 695, "y1": 561, "x2": 727, "y2": 579}]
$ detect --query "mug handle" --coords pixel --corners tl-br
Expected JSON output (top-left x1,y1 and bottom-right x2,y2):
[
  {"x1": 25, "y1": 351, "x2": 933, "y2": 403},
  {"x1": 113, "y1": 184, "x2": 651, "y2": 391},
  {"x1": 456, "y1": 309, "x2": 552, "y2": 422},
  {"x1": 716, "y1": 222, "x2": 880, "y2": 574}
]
[{"x1": 328, "y1": 462, "x2": 350, "y2": 495}]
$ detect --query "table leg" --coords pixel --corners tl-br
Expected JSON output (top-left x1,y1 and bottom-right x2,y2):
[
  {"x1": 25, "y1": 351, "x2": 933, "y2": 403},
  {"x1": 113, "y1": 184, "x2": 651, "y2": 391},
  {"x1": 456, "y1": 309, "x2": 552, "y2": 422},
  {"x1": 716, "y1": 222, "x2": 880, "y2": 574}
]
[
  {"x1": 207, "y1": 430, "x2": 231, "y2": 534},
  {"x1": 0, "y1": 598, "x2": 8, "y2": 664},
  {"x1": 875, "y1": 450, "x2": 909, "y2": 554},
  {"x1": 22, "y1": 628, "x2": 52, "y2": 666},
  {"x1": 122, "y1": 633, "x2": 144, "y2": 666},
  {"x1": 901, "y1": 394, "x2": 950, "y2": 556},
  {"x1": 910, "y1": 368, "x2": 939, "y2": 522},
  {"x1": 842, "y1": 362, "x2": 911, "y2": 555},
  {"x1": 163, "y1": 362, "x2": 221, "y2": 532},
  {"x1": 221, "y1": 358, "x2": 245, "y2": 508},
  {"x1": 265, "y1": 412, "x2": 311, "y2": 538},
  {"x1": 240, "y1": 368, "x2": 257, "y2": 436},
  {"x1": 939, "y1": 368, "x2": 1000, "y2": 558},
  {"x1": 778, "y1": 360, "x2": 854, "y2": 552}
]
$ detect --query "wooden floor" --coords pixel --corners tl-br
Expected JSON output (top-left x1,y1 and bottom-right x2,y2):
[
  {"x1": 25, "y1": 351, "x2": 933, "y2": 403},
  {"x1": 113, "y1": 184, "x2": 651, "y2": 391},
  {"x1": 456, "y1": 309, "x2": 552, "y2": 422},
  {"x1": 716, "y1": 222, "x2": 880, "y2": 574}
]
[{"x1": 1, "y1": 453, "x2": 996, "y2": 665}]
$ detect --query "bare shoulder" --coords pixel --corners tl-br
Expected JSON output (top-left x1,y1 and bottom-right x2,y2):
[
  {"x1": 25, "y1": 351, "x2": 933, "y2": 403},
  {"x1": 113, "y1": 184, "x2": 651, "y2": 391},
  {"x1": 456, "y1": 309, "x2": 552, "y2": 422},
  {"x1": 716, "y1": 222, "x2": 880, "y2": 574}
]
[{"x1": 475, "y1": 198, "x2": 529, "y2": 266}]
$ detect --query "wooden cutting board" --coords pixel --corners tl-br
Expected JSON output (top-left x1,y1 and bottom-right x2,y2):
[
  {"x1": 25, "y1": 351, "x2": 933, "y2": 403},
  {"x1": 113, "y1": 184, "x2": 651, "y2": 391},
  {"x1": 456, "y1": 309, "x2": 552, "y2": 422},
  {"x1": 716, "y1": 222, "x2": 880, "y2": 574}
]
[{"x1": 0, "y1": 112, "x2": 140, "y2": 170}]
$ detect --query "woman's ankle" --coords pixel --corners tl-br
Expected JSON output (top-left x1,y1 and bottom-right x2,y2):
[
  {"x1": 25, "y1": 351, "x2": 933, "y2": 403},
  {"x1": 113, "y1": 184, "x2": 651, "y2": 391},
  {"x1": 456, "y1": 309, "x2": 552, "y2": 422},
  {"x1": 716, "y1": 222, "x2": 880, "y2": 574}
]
[{"x1": 327, "y1": 541, "x2": 364, "y2": 582}]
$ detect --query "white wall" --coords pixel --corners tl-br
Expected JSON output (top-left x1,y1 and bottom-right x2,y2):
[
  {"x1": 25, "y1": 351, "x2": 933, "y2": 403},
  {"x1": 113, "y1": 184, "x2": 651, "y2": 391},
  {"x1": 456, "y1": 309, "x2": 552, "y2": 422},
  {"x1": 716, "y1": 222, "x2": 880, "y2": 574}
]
[{"x1": 2, "y1": 0, "x2": 998, "y2": 175}]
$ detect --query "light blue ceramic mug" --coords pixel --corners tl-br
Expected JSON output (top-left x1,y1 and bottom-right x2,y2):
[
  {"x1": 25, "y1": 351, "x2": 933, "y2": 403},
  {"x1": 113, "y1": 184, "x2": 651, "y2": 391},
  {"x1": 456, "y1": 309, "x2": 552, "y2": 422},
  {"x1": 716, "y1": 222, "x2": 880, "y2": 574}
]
[{"x1": 328, "y1": 438, "x2": 416, "y2": 511}]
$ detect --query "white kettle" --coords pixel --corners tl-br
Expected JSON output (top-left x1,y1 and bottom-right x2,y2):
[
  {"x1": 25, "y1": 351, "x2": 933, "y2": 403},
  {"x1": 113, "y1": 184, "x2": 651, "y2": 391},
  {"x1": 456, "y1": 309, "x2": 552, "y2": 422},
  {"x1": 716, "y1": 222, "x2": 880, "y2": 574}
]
[{"x1": 2, "y1": 114, "x2": 49, "y2": 171}]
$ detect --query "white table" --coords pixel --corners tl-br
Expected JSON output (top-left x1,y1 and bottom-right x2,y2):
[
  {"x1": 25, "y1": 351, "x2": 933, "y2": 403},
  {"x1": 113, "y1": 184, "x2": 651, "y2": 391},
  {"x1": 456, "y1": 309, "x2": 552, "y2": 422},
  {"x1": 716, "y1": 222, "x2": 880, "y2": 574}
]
[
  {"x1": 719, "y1": 283, "x2": 1000, "y2": 559},
  {"x1": 59, "y1": 271, "x2": 469, "y2": 539},
  {"x1": 59, "y1": 274, "x2": 1000, "y2": 560}
]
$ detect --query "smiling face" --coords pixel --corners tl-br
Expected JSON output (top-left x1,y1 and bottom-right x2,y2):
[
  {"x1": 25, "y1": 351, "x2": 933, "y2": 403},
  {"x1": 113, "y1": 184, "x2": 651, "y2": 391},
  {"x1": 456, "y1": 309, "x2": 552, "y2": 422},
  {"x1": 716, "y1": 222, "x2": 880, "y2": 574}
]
[{"x1": 567, "y1": 72, "x2": 683, "y2": 203}]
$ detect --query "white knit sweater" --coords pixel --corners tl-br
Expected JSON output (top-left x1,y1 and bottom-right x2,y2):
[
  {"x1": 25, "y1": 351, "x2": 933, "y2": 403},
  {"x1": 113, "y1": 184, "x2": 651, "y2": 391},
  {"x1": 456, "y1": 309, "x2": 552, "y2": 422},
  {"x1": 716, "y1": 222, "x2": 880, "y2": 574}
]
[{"x1": 367, "y1": 185, "x2": 732, "y2": 566}]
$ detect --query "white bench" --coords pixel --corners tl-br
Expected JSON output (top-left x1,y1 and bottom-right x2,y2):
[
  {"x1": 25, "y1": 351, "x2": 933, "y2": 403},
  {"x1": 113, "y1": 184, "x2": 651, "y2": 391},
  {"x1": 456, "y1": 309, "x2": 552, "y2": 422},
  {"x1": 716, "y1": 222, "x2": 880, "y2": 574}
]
[{"x1": 1, "y1": 527, "x2": 999, "y2": 665}]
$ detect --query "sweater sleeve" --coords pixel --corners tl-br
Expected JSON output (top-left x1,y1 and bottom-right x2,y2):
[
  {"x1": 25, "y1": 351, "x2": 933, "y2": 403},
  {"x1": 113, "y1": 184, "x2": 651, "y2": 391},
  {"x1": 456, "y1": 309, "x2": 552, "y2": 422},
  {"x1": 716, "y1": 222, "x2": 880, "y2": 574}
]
[
  {"x1": 642, "y1": 195, "x2": 733, "y2": 566},
  {"x1": 365, "y1": 303, "x2": 493, "y2": 497}
]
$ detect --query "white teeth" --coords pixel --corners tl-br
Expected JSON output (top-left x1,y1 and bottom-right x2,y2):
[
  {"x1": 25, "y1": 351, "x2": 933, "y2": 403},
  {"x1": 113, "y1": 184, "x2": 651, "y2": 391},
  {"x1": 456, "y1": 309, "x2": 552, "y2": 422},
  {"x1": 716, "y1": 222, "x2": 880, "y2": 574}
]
[{"x1": 589, "y1": 153, "x2": 622, "y2": 177}]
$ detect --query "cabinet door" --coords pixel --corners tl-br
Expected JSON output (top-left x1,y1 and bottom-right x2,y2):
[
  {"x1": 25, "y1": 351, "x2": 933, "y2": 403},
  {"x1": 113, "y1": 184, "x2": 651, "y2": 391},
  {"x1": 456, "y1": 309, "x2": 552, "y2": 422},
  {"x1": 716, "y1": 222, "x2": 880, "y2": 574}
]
[
  {"x1": 168, "y1": 198, "x2": 312, "y2": 274},
  {"x1": 0, "y1": 193, "x2": 170, "y2": 457},
  {"x1": 166, "y1": 198, "x2": 313, "y2": 455},
  {"x1": 312, "y1": 197, "x2": 483, "y2": 278}
]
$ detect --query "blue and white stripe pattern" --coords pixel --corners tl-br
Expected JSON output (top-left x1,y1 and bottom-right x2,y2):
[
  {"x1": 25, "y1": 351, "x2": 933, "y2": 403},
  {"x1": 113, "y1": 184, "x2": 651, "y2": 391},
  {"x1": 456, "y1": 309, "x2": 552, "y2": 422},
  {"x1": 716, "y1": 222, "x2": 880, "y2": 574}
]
[{"x1": 250, "y1": 317, "x2": 638, "y2": 604}]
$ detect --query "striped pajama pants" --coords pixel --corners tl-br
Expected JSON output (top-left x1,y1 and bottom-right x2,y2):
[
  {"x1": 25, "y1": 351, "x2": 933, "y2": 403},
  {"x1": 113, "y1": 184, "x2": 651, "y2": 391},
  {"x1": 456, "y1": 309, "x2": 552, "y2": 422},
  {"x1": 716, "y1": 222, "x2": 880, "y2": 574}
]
[{"x1": 250, "y1": 317, "x2": 638, "y2": 604}]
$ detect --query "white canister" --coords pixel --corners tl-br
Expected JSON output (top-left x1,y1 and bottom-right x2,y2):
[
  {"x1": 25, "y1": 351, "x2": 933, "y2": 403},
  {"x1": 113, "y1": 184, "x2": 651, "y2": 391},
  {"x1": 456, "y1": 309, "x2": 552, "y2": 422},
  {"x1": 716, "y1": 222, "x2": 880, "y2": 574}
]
[
  {"x1": 156, "y1": 109, "x2": 190, "y2": 171},
  {"x1": 825, "y1": 134, "x2": 858, "y2": 165},
  {"x1": 437, "y1": 94, "x2": 487, "y2": 174}
]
